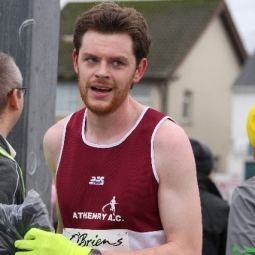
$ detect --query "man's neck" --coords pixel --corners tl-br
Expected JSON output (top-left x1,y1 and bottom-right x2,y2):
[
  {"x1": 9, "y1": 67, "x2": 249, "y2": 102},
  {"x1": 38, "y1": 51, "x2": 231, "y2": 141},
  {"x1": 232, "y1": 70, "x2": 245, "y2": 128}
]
[
  {"x1": 0, "y1": 133, "x2": 16, "y2": 157},
  {"x1": 0, "y1": 129, "x2": 7, "y2": 139},
  {"x1": 85, "y1": 100, "x2": 145, "y2": 145},
  {"x1": 0, "y1": 114, "x2": 11, "y2": 138}
]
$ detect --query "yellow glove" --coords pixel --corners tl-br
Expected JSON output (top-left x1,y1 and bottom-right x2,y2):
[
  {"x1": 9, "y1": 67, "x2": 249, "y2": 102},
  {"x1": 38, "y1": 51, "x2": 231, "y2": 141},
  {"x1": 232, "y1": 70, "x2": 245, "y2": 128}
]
[
  {"x1": 247, "y1": 104, "x2": 255, "y2": 148},
  {"x1": 14, "y1": 228, "x2": 95, "y2": 255}
]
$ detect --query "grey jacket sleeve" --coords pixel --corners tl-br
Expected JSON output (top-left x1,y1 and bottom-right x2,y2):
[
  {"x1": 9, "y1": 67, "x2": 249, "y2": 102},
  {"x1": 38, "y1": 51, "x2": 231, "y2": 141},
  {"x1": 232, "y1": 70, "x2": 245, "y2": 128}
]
[
  {"x1": 0, "y1": 156, "x2": 20, "y2": 204},
  {"x1": 226, "y1": 177, "x2": 255, "y2": 255}
]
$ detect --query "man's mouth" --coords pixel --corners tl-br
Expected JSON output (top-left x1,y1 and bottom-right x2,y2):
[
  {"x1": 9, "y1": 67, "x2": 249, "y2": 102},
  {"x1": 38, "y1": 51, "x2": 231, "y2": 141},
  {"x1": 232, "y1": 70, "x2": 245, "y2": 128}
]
[{"x1": 91, "y1": 86, "x2": 112, "y2": 92}]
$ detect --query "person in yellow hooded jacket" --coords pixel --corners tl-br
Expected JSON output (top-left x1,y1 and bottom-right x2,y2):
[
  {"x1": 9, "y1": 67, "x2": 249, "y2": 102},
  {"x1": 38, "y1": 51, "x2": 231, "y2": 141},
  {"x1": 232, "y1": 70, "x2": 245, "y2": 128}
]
[
  {"x1": 225, "y1": 104, "x2": 255, "y2": 255},
  {"x1": 247, "y1": 104, "x2": 255, "y2": 157}
]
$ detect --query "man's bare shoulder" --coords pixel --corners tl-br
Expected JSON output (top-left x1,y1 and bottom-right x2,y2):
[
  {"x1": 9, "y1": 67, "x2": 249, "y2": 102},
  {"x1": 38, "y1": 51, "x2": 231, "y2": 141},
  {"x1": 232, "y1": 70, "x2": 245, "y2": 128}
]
[
  {"x1": 44, "y1": 116, "x2": 70, "y2": 145},
  {"x1": 154, "y1": 118, "x2": 195, "y2": 178},
  {"x1": 155, "y1": 118, "x2": 189, "y2": 148}
]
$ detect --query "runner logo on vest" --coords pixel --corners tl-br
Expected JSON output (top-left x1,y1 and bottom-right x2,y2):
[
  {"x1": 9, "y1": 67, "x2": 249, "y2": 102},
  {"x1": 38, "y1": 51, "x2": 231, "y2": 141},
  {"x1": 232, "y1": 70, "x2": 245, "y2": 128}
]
[
  {"x1": 73, "y1": 196, "x2": 124, "y2": 222},
  {"x1": 102, "y1": 196, "x2": 117, "y2": 216}
]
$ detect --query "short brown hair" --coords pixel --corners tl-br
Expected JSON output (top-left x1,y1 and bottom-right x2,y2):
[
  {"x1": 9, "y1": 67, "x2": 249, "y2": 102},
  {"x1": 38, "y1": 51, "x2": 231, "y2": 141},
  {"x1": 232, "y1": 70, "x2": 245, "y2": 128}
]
[
  {"x1": 0, "y1": 52, "x2": 22, "y2": 113},
  {"x1": 73, "y1": 2, "x2": 151, "y2": 66}
]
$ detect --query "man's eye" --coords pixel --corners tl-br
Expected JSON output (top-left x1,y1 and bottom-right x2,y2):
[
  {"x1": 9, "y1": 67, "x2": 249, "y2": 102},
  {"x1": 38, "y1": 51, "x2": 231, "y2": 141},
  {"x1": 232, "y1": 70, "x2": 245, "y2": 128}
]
[
  {"x1": 86, "y1": 58, "x2": 97, "y2": 63},
  {"x1": 113, "y1": 60, "x2": 123, "y2": 66}
]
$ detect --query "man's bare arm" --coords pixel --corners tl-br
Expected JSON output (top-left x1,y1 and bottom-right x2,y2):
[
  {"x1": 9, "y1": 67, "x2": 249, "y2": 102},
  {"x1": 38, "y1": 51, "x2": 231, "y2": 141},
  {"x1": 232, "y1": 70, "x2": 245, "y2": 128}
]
[
  {"x1": 103, "y1": 120, "x2": 202, "y2": 255},
  {"x1": 43, "y1": 117, "x2": 69, "y2": 234},
  {"x1": 155, "y1": 120, "x2": 202, "y2": 254}
]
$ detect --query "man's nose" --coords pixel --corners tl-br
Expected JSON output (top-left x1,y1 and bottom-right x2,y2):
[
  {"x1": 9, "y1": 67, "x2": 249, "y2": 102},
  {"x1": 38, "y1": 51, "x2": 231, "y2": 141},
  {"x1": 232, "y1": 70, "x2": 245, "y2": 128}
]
[{"x1": 95, "y1": 61, "x2": 110, "y2": 79}]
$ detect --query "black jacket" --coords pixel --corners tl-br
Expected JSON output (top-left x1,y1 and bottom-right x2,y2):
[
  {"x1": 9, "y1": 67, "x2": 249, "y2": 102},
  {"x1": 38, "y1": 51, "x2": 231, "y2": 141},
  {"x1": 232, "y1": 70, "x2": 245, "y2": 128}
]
[
  {"x1": 0, "y1": 134, "x2": 24, "y2": 204},
  {"x1": 198, "y1": 174, "x2": 230, "y2": 255}
]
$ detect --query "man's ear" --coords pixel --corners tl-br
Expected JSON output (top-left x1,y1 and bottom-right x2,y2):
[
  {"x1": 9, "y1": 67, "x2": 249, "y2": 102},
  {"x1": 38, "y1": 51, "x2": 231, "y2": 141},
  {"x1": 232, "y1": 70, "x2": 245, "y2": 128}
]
[
  {"x1": 9, "y1": 89, "x2": 20, "y2": 110},
  {"x1": 72, "y1": 49, "x2": 79, "y2": 74},
  {"x1": 133, "y1": 58, "x2": 148, "y2": 84}
]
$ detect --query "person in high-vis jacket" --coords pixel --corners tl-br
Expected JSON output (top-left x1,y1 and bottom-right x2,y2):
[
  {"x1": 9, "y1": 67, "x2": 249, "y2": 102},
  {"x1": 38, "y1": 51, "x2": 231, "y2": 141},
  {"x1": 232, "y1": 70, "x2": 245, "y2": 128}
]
[
  {"x1": 0, "y1": 51, "x2": 26, "y2": 205},
  {"x1": 225, "y1": 104, "x2": 255, "y2": 255}
]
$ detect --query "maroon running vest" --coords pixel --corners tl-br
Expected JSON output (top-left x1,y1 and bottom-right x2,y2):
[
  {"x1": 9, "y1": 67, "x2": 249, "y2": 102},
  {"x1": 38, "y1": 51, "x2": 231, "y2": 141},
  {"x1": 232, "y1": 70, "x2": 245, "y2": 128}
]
[{"x1": 57, "y1": 107, "x2": 171, "y2": 234}]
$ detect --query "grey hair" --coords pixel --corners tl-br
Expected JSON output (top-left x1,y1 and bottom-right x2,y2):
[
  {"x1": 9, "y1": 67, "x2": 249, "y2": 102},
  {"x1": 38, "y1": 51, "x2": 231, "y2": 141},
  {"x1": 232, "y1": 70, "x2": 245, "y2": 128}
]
[{"x1": 0, "y1": 52, "x2": 23, "y2": 113}]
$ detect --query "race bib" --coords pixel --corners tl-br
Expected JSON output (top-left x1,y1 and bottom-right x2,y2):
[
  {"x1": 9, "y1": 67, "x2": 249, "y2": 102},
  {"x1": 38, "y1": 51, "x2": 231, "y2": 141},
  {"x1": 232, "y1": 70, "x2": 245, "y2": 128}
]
[{"x1": 63, "y1": 228, "x2": 130, "y2": 252}]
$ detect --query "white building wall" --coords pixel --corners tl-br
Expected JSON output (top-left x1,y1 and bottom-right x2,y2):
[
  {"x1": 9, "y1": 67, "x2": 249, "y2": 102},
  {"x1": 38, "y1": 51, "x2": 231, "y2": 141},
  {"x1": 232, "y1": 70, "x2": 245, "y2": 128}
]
[{"x1": 168, "y1": 16, "x2": 241, "y2": 173}]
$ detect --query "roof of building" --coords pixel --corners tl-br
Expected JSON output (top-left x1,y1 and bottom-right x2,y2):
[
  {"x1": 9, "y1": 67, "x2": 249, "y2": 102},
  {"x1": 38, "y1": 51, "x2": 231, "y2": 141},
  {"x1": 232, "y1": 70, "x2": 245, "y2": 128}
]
[
  {"x1": 58, "y1": 0, "x2": 247, "y2": 81},
  {"x1": 233, "y1": 53, "x2": 255, "y2": 87}
]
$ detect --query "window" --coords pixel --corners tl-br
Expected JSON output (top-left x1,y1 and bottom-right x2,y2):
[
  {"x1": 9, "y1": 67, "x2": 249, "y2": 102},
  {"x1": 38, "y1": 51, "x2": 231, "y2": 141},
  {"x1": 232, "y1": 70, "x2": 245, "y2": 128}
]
[
  {"x1": 213, "y1": 156, "x2": 220, "y2": 172},
  {"x1": 182, "y1": 90, "x2": 193, "y2": 124},
  {"x1": 248, "y1": 144, "x2": 253, "y2": 155},
  {"x1": 130, "y1": 84, "x2": 151, "y2": 107},
  {"x1": 245, "y1": 161, "x2": 255, "y2": 180},
  {"x1": 56, "y1": 83, "x2": 80, "y2": 118}
]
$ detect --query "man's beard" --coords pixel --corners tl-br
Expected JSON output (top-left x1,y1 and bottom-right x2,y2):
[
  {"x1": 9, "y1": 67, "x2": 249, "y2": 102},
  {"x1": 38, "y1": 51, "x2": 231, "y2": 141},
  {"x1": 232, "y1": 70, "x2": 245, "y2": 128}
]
[{"x1": 78, "y1": 76, "x2": 133, "y2": 115}]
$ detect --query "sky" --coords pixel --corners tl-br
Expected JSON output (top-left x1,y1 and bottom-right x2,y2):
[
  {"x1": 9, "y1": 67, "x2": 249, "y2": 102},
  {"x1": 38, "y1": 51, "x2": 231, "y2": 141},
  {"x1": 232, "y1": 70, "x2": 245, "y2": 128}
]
[
  {"x1": 225, "y1": 0, "x2": 255, "y2": 55},
  {"x1": 60, "y1": 0, "x2": 255, "y2": 56}
]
